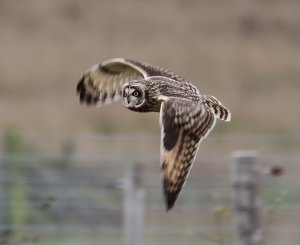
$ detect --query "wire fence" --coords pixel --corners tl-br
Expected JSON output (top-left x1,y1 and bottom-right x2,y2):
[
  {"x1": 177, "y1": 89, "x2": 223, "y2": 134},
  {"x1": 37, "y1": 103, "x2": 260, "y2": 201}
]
[{"x1": 0, "y1": 131, "x2": 299, "y2": 245}]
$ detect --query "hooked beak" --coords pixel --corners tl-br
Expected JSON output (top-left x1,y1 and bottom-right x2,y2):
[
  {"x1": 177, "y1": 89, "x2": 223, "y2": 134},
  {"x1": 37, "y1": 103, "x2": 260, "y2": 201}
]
[{"x1": 124, "y1": 96, "x2": 135, "y2": 108}]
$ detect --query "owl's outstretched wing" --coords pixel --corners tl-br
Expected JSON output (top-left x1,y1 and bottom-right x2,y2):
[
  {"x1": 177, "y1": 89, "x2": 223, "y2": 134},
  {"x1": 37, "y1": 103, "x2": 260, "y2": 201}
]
[
  {"x1": 76, "y1": 58, "x2": 184, "y2": 106},
  {"x1": 159, "y1": 97, "x2": 216, "y2": 211}
]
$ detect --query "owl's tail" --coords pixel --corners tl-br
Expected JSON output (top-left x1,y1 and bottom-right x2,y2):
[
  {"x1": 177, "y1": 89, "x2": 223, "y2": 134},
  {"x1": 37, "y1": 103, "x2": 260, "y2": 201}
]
[{"x1": 203, "y1": 95, "x2": 231, "y2": 122}]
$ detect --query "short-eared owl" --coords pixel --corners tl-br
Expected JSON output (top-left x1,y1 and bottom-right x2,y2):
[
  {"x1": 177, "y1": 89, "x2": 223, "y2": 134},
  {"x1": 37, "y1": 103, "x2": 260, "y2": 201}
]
[{"x1": 77, "y1": 58, "x2": 231, "y2": 211}]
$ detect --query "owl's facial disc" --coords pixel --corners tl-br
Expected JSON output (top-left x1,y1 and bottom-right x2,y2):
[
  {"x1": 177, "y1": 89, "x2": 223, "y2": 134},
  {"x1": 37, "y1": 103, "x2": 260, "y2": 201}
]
[{"x1": 122, "y1": 84, "x2": 146, "y2": 109}]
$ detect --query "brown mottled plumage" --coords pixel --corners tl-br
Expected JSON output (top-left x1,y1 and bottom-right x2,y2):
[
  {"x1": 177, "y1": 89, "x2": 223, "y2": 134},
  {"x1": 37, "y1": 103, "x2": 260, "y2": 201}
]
[{"x1": 76, "y1": 58, "x2": 231, "y2": 211}]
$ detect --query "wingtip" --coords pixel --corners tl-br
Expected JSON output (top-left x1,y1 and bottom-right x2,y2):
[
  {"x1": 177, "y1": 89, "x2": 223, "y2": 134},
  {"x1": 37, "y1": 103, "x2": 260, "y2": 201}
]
[
  {"x1": 76, "y1": 76, "x2": 87, "y2": 104},
  {"x1": 164, "y1": 191, "x2": 177, "y2": 212},
  {"x1": 165, "y1": 202, "x2": 174, "y2": 212},
  {"x1": 76, "y1": 74, "x2": 100, "y2": 106},
  {"x1": 76, "y1": 76, "x2": 90, "y2": 104},
  {"x1": 76, "y1": 76, "x2": 84, "y2": 94}
]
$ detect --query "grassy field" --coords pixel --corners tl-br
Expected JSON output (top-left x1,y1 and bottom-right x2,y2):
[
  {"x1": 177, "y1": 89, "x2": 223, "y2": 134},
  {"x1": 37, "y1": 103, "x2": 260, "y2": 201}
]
[{"x1": 0, "y1": 0, "x2": 299, "y2": 135}]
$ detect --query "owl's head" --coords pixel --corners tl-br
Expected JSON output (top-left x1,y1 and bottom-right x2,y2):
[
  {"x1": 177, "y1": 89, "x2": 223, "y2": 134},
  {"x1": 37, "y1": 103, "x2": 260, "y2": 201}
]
[{"x1": 122, "y1": 81, "x2": 147, "y2": 109}]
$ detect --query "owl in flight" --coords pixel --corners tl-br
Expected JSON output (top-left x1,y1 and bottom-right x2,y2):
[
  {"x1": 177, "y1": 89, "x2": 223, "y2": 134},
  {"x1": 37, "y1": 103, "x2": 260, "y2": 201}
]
[{"x1": 77, "y1": 58, "x2": 231, "y2": 211}]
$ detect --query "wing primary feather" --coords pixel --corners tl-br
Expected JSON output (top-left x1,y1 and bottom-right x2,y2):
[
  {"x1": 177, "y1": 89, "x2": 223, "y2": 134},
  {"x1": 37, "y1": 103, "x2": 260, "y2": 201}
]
[{"x1": 77, "y1": 76, "x2": 85, "y2": 102}]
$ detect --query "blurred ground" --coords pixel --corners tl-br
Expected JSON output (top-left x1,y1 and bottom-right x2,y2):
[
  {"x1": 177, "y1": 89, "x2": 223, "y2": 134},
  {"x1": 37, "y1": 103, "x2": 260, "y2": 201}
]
[
  {"x1": 0, "y1": 0, "x2": 299, "y2": 135},
  {"x1": 0, "y1": 132, "x2": 299, "y2": 245}
]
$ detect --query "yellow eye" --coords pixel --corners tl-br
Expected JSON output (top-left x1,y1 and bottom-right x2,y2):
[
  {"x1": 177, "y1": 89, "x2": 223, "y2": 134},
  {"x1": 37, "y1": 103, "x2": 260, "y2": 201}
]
[
  {"x1": 133, "y1": 91, "x2": 140, "y2": 97},
  {"x1": 124, "y1": 91, "x2": 128, "y2": 97}
]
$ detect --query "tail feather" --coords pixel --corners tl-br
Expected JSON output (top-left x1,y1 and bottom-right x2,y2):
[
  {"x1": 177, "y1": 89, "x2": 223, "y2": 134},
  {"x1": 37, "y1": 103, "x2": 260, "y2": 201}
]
[{"x1": 203, "y1": 95, "x2": 231, "y2": 121}]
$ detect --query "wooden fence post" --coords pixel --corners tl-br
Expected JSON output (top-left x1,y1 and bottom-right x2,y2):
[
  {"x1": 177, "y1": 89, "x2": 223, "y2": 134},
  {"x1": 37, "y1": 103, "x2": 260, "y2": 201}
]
[
  {"x1": 123, "y1": 163, "x2": 144, "y2": 245},
  {"x1": 232, "y1": 151, "x2": 262, "y2": 245}
]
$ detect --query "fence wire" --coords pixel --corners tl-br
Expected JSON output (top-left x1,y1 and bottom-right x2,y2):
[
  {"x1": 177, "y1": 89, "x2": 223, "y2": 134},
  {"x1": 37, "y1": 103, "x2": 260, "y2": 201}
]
[{"x1": 0, "y1": 132, "x2": 299, "y2": 245}]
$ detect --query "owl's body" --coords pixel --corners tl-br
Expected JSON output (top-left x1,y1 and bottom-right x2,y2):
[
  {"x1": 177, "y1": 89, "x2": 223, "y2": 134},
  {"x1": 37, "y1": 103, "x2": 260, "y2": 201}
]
[
  {"x1": 77, "y1": 58, "x2": 231, "y2": 211},
  {"x1": 123, "y1": 77, "x2": 201, "y2": 113}
]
